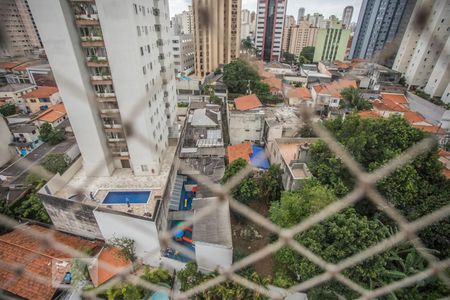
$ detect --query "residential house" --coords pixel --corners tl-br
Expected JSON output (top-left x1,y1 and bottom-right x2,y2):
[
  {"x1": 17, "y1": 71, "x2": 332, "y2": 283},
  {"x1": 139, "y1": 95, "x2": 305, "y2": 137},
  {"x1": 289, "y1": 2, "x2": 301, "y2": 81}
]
[
  {"x1": 0, "y1": 83, "x2": 36, "y2": 112},
  {"x1": 372, "y1": 92, "x2": 408, "y2": 117},
  {"x1": 262, "y1": 77, "x2": 284, "y2": 99},
  {"x1": 0, "y1": 117, "x2": 14, "y2": 167},
  {"x1": 310, "y1": 79, "x2": 357, "y2": 112},
  {"x1": 287, "y1": 87, "x2": 313, "y2": 106},
  {"x1": 266, "y1": 138, "x2": 318, "y2": 191},
  {"x1": 22, "y1": 86, "x2": 61, "y2": 113},
  {"x1": 228, "y1": 94, "x2": 265, "y2": 145},
  {"x1": 226, "y1": 142, "x2": 270, "y2": 169},
  {"x1": 9, "y1": 123, "x2": 42, "y2": 156},
  {"x1": 34, "y1": 103, "x2": 67, "y2": 128}
]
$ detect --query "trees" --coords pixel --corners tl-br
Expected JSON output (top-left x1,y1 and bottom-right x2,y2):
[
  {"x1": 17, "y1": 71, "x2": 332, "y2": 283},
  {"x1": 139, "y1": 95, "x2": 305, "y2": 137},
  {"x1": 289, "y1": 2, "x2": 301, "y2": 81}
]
[
  {"x1": 39, "y1": 122, "x2": 65, "y2": 145},
  {"x1": 0, "y1": 104, "x2": 16, "y2": 116},
  {"x1": 15, "y1": 193, "x2": 51, "y2": 223},
  {"x1": 178, "y1": 262, "x2": 270, "y2": 299},
  {"x1": 307, "y1": 115, "x2": 450, "y2": 257},
  {"x1": 300, "y1": 46, "x2": 315, "y2": 62},
  {"x1": 107, "y1": 236, "x2": 136, "y2": 262},
  {"x1": 42, "y1": 153, "x2": 69, "y2": 174},
  {"x1": 258, "y1": 165, "x2": 283, "y2": 203},
  {"x1": 282, "y1": 52, "x2": 296, "y2": 65},
  {"x1": 340, "y1": 87, "x2": 372, "y2": 111},
  {"x1": 252, "y1": 81, "x2": 273, "y2": 103},
  {"x1": 223, "y1": 59, "x2": 260, "y2": 94},
  {"x1": 221, "y1": 158, "x2": 260, "y2": 205},
  {"x1": 297, "y1": 55, "x2": 311, "y2": 67}
]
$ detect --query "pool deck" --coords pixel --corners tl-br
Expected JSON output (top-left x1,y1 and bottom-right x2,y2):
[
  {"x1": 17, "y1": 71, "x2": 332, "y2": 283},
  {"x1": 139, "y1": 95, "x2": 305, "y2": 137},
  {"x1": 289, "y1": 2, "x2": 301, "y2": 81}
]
[{"x1": 54, "y1": 145, "x2": 176, "y2": 217}]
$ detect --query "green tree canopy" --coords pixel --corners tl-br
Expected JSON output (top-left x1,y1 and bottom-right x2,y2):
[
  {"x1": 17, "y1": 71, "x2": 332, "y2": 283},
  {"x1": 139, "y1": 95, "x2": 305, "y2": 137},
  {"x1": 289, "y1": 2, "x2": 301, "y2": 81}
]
[
  {"x1": 14, "y1": 193, "x2": 51, "y2": 224},
  {"x1": 300, "y1": 46, "x2": 315, "y2": 62},
  {"x1": 223, "y1": 58, "x2": 260, "y2": 94},
  {"x1": 258, "y1": 165, "x2": 283, "y2": 203},
  {"x1": 0, "y1": 104, "x2": 16, "y2": 116},
  {"x1": 307, "y1": 115, "x2": 450, "y2": 257},
  {"x1": 340, "y1": 87, "x2": 372, "y2": 111},
  {"x1": 39, "y1": 122, "x2": 65, "y2": 145},
  {"x1": 42, "y1": 153, "x2": 69, "y2": 174},
  {"x1": 252, "y1": 81, "x2": 273, "y2": 103}
]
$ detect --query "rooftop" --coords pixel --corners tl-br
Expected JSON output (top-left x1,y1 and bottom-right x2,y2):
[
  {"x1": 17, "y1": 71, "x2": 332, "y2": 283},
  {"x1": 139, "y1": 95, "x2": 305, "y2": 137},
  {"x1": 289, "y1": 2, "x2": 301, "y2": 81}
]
[
  {"x1": 358, "y1": 110, "x2": 380, "y2": 119},
  {"x1": 276, "y1": 138, "x2": 319, "y2": 165},
  {"x1": 0, "y1": 224, "x2": 101, "y2": 300},
  {"x1": 192, "y1": 198, "x2": 232, "y2": 248},
  {"x1": 263, "y1": 77, "x2": 283, "y2": 92},
  {"x1": 0, "y1": 83, "x2": 35, "y2": 93},
  {"x1": 53, "y1": 145, "x2": 176, "y2": 217},
  {"x1": 373, "y1": 98, "x2": 408, "y2": 113},
  {"x1": 287, "y1": 87, "x2": 312, "y2": 99},
  {"x1": 36, "y1": 103, "x2": 67, "y2": 123},
  {"x1": 9, "y1": 123, "x2": 38, "y2": 134},
  {"x1": 22, "y1": 86, "x2": 58, "y2": 99},
  {"x1": 234, "y1": 94, "x2": 262, "y2": 111},
  {"x1": 89, "y1": 246, "x2": 131, "y2": 287},
  {"x1": 381, "y1": 92, "x2": 408, "y2": 104}
]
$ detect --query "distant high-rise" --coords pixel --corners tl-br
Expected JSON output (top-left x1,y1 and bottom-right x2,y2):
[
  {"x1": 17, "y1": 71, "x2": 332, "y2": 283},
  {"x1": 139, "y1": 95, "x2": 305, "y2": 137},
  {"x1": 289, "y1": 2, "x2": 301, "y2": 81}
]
[
  {"x1": 193, "y1": 0, "x2": 241, "y2": 78},
  {"x1": 342, "y1": 6, "x2": 354, "y2": 29},
  {"x1": 172, "y1": 6, "x2": 193, "y2": 35},
  {"x1": 314, "y1": 21, "x2": 351, "y2": 62},
  {"x1": 306, "y1": 13, "x2": 324, "y2": 28},
  {"x1": 29, "y1": 0, "x2": 177, "y2": 176},
  {"x1": 350, "y1": 0, "x2": 416, "y2": 66},
  {"x1": 0, "y1": 0, "x2": 42, "y2": 57},
  {"x1": 393, "y1": 0, "x2": 450, "y2": 103},
  {"x1": 242, "y1": 9, "x2": 251, "y2": 24},
  {"x1": 297, "y1": 7, "x2": 305, "y2": 24},
  {"x1": 241, "y1": 9, "x2": 252, "y2": 40},
  {"x1": 287, "y1": 20, "x2": 318, "y2": 57},
  {"x1": 255, "y1": 0, "x2": 287, "y2": 62},
  {"x1": 282, "y1": 15, "x2": 296, "y2": 53}
]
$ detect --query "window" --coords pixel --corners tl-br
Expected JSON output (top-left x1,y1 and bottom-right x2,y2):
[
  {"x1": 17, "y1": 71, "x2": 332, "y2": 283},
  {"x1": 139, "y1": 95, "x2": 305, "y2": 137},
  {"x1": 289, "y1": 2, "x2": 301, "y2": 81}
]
[
  {"x1": 133, "y1": 4, "x2": 137, "y2": 14},
  {"x1": 137, "y1": 26, "x2": 141, "y2": 36},
  {"x1": 140, "y1": 46, "x2": 144, "y2": 56},
  {"x1": 143, "y1": 66, "x2": 146, "y2": 75},
  {"x1": 141, "y1": 165, "x2": 148, "y2": 172}
]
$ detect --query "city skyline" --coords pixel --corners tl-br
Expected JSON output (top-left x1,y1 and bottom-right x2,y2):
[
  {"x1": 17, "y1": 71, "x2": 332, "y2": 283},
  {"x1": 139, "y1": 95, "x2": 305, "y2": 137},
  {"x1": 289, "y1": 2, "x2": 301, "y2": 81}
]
[{"x1": 170, "y1": 0, "x2": 362, "y2": 22}]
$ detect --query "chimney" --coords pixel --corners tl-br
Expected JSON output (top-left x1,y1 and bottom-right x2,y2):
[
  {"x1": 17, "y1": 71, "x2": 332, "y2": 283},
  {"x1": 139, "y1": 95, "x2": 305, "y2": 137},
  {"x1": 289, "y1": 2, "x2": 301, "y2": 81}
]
[{"x1": 297, "y1": 143, "x2": 310, "y2": 163}]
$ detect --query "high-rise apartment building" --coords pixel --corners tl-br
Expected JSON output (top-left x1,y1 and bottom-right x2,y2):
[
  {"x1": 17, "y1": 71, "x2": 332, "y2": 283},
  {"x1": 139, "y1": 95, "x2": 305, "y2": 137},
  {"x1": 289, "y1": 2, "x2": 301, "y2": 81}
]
[
  {"x1": 350, "y1": 0, "x2": 416, "y2": 65},
  {"x1": 393, "y1": 0, "x2": 450, "y2": 103},
  {"x1": 192, "y1": 0, "x2": 241, "y2": 78},
  {"x1": 282, "y1": 15, "x2": 296, "y2": 53},
  {"x1": 29, "y1": 0, "x2": 177, "y2": 177},
  {"x1": 313, "y1": 21, "x2": 351, "y2": 62},
  {"x1": 306, "y1": 13, "x2": 324, "y2": 28},
  {"x1": 0, "y1": 0, "x2": 42, "y2": 57},
  {"x1": 342, "y1": 6, "x2": 354, "y2": 29},
  {"x1": 172, "y1": 6, "x2": 193, "y2": 35},
  {"x1": 241, "y1": 9, "x2": 252, "y2": 40},
  {"x1": 255, "y1": 0, "x2": 287, "y2": 62},
  {"x1": 172, "y1": 34, "x2": 195, "y2": 75},
  {"x1": 242, "y1": 9, "x2": 251, "y2": 24},
  {"x1": 297, "y1": 7, "x2": 305, "y2": 24},
  {"x1": 287, "y1": 20, "x2": 318, "y2": 57}
]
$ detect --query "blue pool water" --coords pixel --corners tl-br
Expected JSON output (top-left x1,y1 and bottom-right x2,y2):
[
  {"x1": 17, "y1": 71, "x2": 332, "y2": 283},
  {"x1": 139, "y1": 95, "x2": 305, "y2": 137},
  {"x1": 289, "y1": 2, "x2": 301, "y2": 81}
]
[{"x1": 102, "y1": 191, "x2": 151, "y2": 205}]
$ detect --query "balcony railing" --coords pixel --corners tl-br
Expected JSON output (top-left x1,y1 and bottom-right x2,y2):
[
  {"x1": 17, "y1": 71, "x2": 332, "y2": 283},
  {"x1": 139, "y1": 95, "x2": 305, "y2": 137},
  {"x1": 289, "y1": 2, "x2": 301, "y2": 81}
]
[
  {"x1": 103, "y1": 123, "x2": 122, "y2": 129},
  {"x1": 91, "y1": 75, "x2": 112, "y2": 81},
  {"x1": 75, "y1": 14, "x2": 99, "y2": 25},
  {"x1": 100, "y1": 108, "x2": 120, "y2": 114},
  {"x1": 80, "y1": 35, "x2": 103, "y2": 42},
  {"x1": 96, "y1": 92, "x2": 115, "y2": 97}
]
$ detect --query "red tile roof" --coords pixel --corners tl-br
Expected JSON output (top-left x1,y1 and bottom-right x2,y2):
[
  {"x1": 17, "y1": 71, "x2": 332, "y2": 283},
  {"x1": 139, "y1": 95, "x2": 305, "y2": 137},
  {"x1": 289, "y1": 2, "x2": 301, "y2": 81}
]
[
  {"x1": 288, "y1": 87, "x2": 311, "y2": 99},
  {"x1": 263, "y1": 77, "x2": 283, "y2": 92},
  {"x1": 412, "y1": 124, "x2": 446, "y2": 134},
  {"x1": 234, "y1": 94, "x2": 262, "y2": 111},
  {"x1": 443, "y1": 168, "x2": 450, "y2": 179},
  {"x1": 358, "y1": 111, "x2": 380, "y2": 119},
  {"x1": 0, "y1": 61, "x2": 23, "y2": 70},
  {"x1": 403, "y1": 111, "x2": 426, "y2": 124},
  {"x1": 89, "y1": 247, "x2": 131, "y2": 287},
  {"x1": 373, "y1": 98, "x2": 408, "y2": 112},
  {"x1": 227, "y1": 143, "x2": 252, "y2": 164},
  {"x1": 381, "y1": 93, "x2": 407, "y2": 104},
  {"x1": 37, "y1": 103, "x2": 66, "y2": 123},
  {"x1": 22, "y1": 86, "x2": 58, "y2": 99},
  {"x1": 0, "y1": 225, "x2": 101, "y2": 300},
  {"x1": 313, "y1": 79, "x2": 357, "y2": 98}
]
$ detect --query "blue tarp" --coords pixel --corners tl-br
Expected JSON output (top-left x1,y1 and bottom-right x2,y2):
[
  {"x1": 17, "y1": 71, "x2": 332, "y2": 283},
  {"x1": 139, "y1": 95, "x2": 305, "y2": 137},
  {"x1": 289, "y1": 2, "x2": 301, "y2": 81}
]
[{"x1": 250, "y1": 145, "x2": 270, "y2": 169}]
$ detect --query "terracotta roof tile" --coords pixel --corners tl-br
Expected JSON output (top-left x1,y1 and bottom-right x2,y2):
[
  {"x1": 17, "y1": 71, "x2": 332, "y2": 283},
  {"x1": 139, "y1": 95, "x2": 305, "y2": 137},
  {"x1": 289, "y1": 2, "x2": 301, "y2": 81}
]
[
  {"x1": 37, "y1": 103, "x2": 66, "y2": 123},
  {"x1": 381, "y1": 92, "x2": 407, "y2": 104},
  {"x1": 373, "y1": 98, "x2": 408, "y2": 112},
  {"x1": 288, "y1": 87, "x2": 311, "y2": 99},
  {"x1": 358, "y1": 111, "x2": 380, "y2": 119},
  {"x1": 262, "y1": 77, "x2": 283, "y2": 92},
  {"x1": 227, "y1": 143, "x2": 252, "y2": 164},
  {"x1": 22, "y1": 86, "x2": 58, "y2": 99},
  {"x1": 234, "y1": 94, "x2": 262, "y2": 111},
  {"x1": 0, "y1": 225, "x2": 101, "y2": 300},
  {"x1": 403, "y1": 111, "x2": 426, "y2": 124},
  {"x1": 412, "y1": 124, "x2": 446, "y2": 134},
  {"x1": 89, "y1": 247, "x2": 131, "y2": 287},
  {"x1": 0, "y1": 61, "x2": 23, "y2": 69}
]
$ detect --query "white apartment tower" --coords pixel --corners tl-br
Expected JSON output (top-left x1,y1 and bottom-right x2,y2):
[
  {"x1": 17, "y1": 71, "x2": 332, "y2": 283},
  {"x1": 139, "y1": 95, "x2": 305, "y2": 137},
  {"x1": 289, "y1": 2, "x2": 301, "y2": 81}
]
[
  {"x1": 28, "y1": 0, "x2": 177, "y2": 176},
  {"x1": 255, "y1": 0, "x2": 287, "y2": 62},
  {"x1": 393, "y1": 0, "x2": 450, "y2": 102},
  {"x1": 342, "y1": 6, "x2": 354, "y2": 29}
]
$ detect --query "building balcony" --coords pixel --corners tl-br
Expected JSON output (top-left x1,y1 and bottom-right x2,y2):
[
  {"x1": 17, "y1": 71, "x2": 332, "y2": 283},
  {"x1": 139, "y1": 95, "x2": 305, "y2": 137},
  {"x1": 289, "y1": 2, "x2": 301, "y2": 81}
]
[
  {"x1": 100, "y1": 108, "x2": 120, "y2": 114},
  {"x1": 96, "y1": 92, "x2": 115, "y2": 98},
  {"x1": 75, "y1": 15, "x2": 99, "y2": 26},
  {"x1": 103, "y1": 123, "x2": 122, "y2": 129},
  {"x1": 91, "y1": 79, "x2": 113, "y2": 85},
  {"x1": 81, "y1": 40, "x2": 104, "y2": 47},
  {"x1": 80, "y1": 35, "x2": 103, "y2": 42},
  {"x1": 100, "y1": 111, "x2": 120, "y2": 118},
  {"x1": 86, "y1": 57, "x2": 108, "y2": 67},
  {"x1": 91, "y1": 75, "x2": 112, "y2": 81},
  {"x1": 112, "y1": 151, "x2": 129, "y2": 158},
  {"x1": 162, "y1": 79, "x2": 168, "y2": 86},
  {"x1": 107, "y1": 137, "x2": 126, "y2": 142},
  {"x1": 97, "y1": 96, "x2": 117, "y2": 103},
  {"x1": 103, "y1": 127, "x2": 123, "y2": 133},
  {"x1": 158, "y1": 54, "x2": 165, "y2": 61}
]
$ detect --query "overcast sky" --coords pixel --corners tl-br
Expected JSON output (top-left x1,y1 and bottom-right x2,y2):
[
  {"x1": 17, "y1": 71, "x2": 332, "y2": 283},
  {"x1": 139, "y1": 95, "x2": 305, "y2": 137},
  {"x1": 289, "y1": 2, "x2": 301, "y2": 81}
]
[{"x1": 169, "y1": 0, "x2": 363, "y2": 22}]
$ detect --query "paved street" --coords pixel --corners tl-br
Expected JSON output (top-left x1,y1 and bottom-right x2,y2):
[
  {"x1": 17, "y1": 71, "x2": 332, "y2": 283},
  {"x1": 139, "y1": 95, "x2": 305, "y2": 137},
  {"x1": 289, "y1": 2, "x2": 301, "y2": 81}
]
[
  {"x1": 406, "y1": 92, "x2": 446, "y2": 125},
  {"x1": 0, "y1": 137, "x2": 77, "y2": 184}
]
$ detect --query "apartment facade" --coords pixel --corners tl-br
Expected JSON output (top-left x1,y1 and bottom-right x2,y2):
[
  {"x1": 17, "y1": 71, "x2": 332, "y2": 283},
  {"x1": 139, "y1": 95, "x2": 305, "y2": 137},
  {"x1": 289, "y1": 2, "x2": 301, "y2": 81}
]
[
  {"x1": 313, "y1": 22, "x2": 351, "y2": 62},
  {"x1": 393, "y1": 0, "x2": 450, "y2": 102},
  {"x1": 172, "y1": 34, "x2": 195, "y2": 75},
  {"x1": 287, "y1": 20, "x2": 318, "y2": 57},
  {"x1": 172, "y1": 5, "x2": 193, "y2": 35},
  {"x1": 192, "y1": 0, "x2": 241, "y2": 78},
  {"x1": 0, "y1": 0, "x2": 42, "y2": 57},
  {"x1": 350, "y1": 0, "x2": 416, "y2": 65},
  {"x1": 342, "y1": 6, "x2": 354, "y2": 29},
  {"x1": 281, "y1": 15, "x2": 296, "y2": 53},
  {"x1": 29, "y1": 0, "x2": 177, "y2": 177},
  {"x1": 297, "y1": 8, "x2": 305, "y2": 24},
  {"x1": 255, "y1": 0, "x2": 287, "y2": 62}
]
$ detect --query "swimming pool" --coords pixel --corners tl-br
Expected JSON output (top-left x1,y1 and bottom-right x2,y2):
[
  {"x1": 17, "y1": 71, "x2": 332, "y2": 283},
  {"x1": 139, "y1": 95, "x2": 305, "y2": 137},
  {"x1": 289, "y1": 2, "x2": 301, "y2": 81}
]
[{"x1": 102, "y1": 191, "x2": 151, "y2": 205}]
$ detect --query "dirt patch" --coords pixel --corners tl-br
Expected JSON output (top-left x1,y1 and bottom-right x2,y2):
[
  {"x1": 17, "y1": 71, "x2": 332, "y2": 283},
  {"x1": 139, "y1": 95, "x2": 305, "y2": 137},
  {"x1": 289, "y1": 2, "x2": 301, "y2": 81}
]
[{"x1": 231, "y1": 200, "x2": 274, "y2": 277}]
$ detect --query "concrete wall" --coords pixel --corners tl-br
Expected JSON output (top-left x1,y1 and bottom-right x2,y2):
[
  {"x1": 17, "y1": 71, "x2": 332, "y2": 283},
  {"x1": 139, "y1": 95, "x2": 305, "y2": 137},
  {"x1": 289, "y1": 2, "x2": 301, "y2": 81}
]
[
  {"x1": 0, "y1": 117, "x2": 14, "y2": 167},
  {"x1": 93, "y1": 209, "x2": 161, "y2": 266},
  {"x1": 228, "y1": 112, "x2": 264, "y2": 145},
  {"x1": 195, "y1": 242, "x2": 232, "y2": 272},
  {"x1": 44, "y1": 157, "x2": 82, "y2": 195}
]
